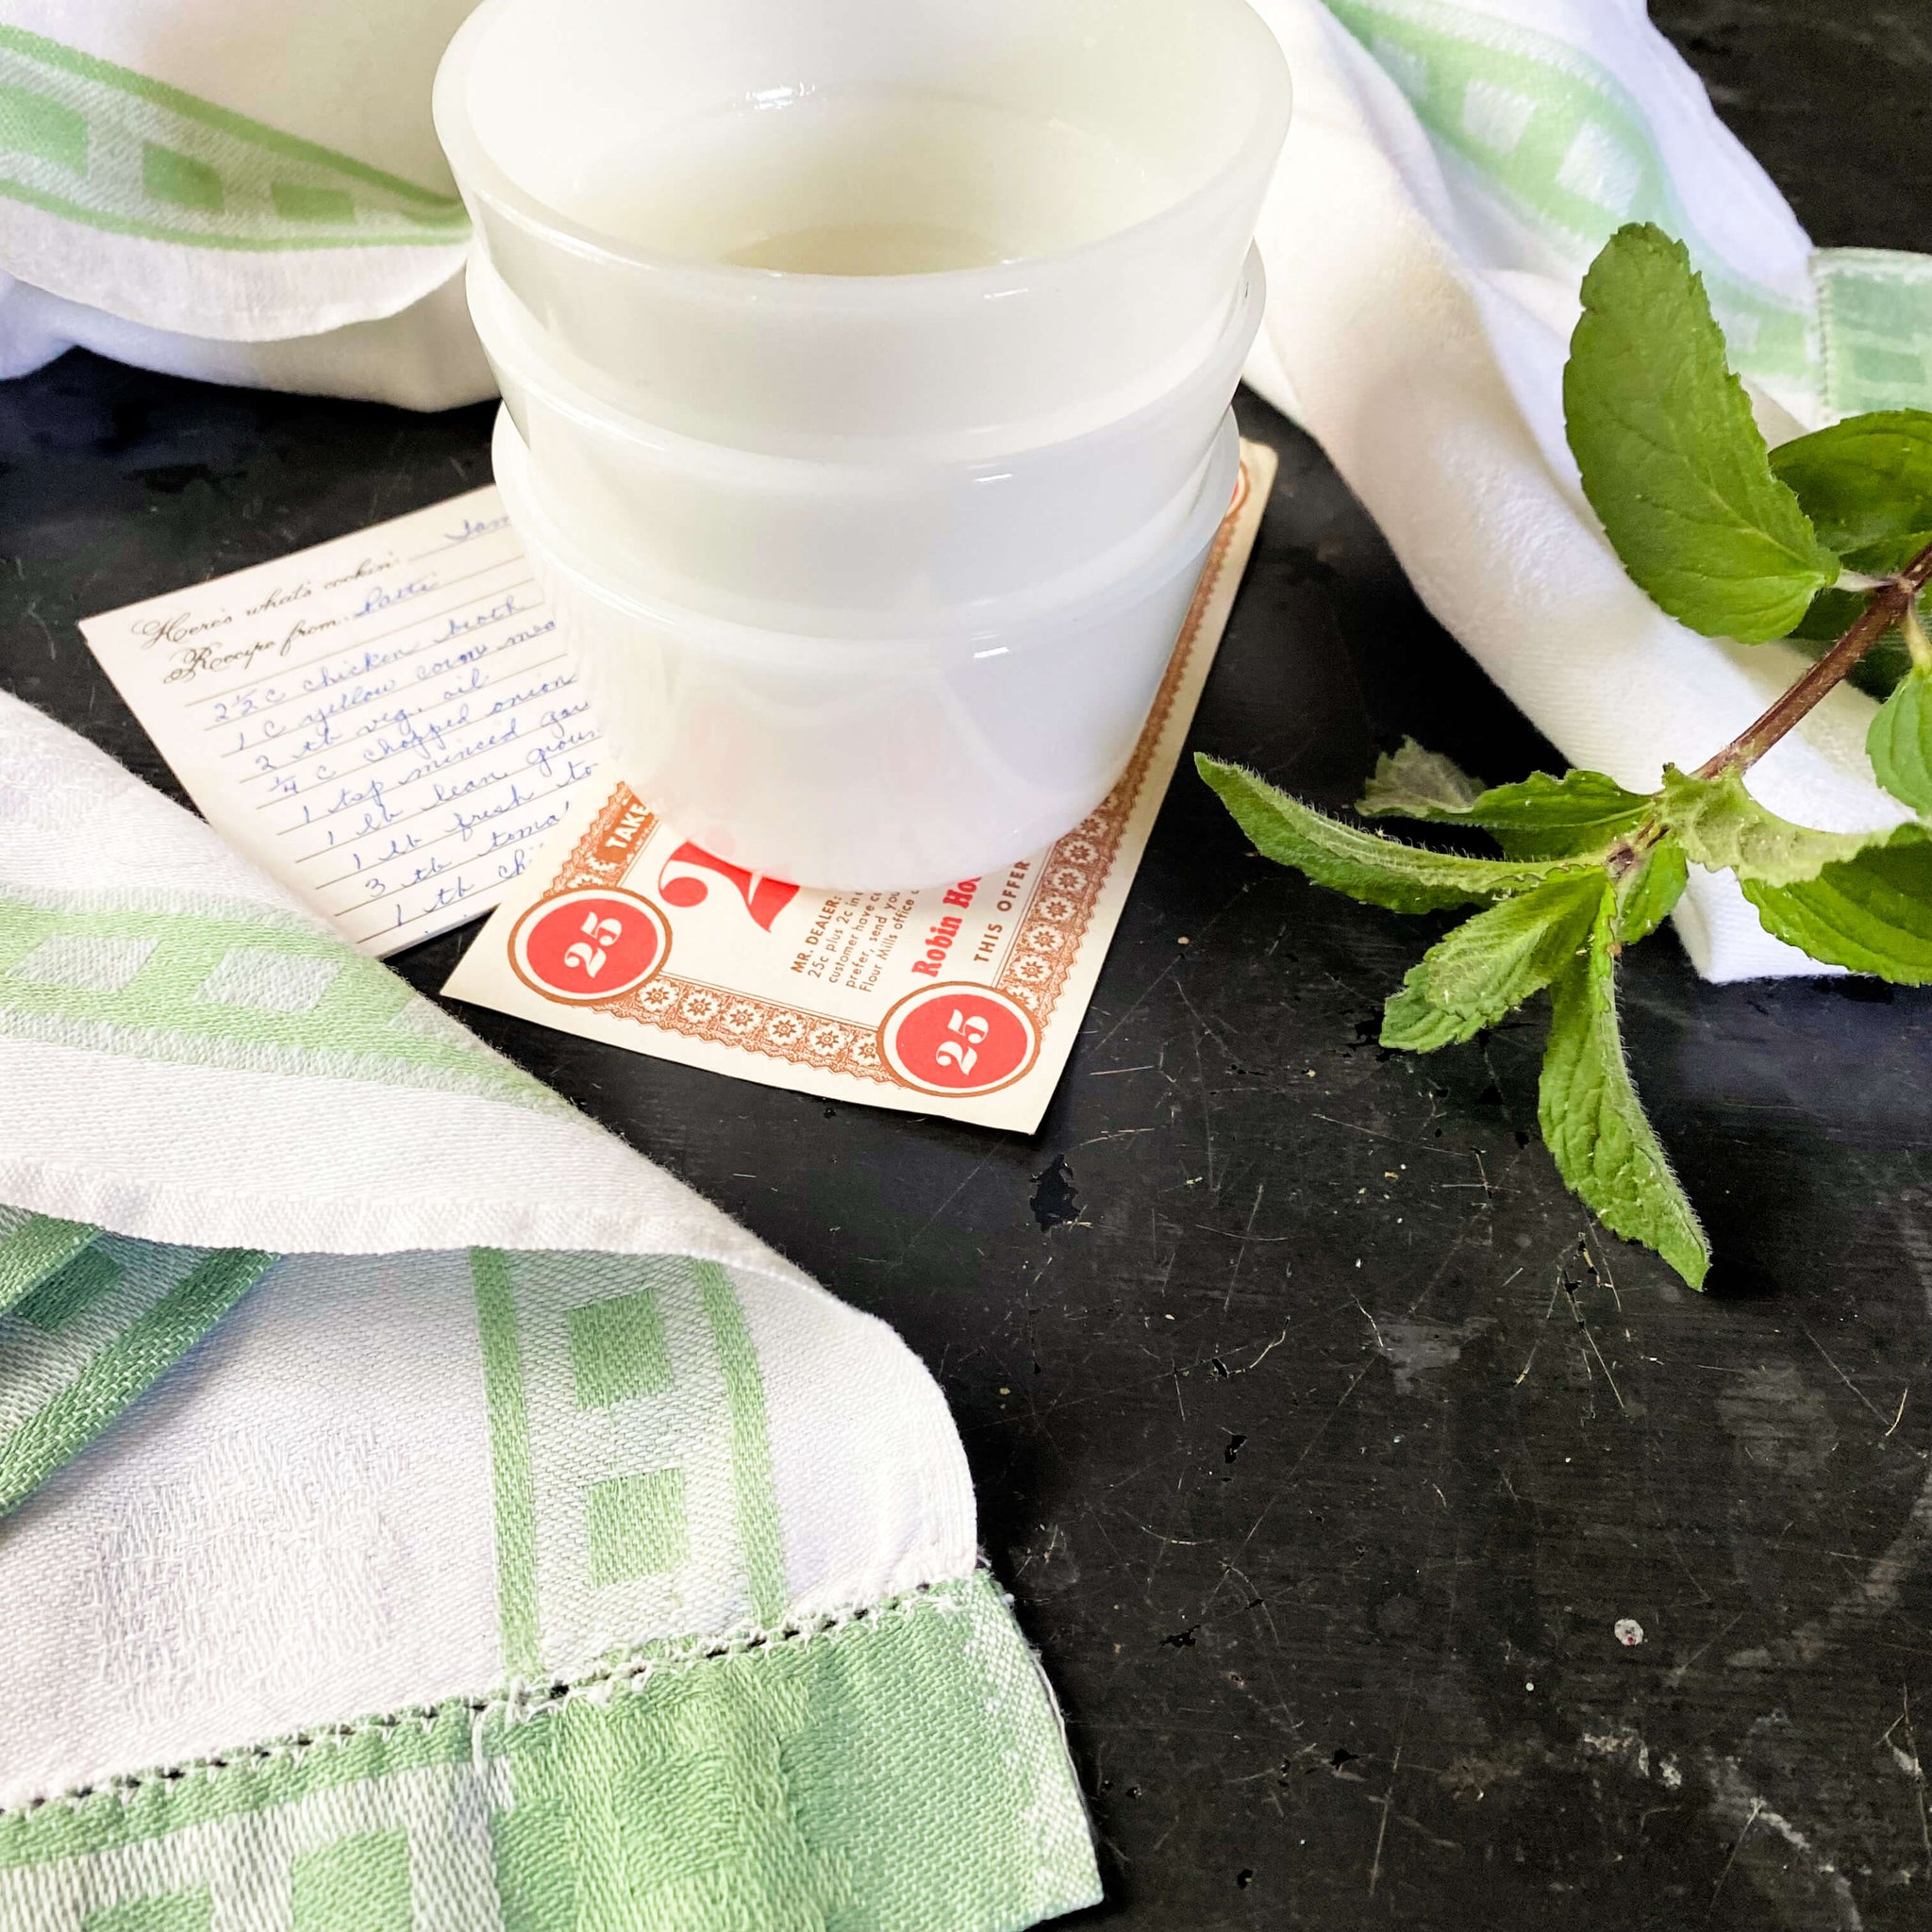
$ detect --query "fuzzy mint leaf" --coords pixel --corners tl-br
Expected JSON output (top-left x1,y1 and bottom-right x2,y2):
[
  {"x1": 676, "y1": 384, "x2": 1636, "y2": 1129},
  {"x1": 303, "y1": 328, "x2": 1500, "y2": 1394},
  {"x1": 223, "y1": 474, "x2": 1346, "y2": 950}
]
[
  {"x1": 1429, "y1": 772, "x2": 1651, "y2": 861},
  {"x1": 1380, "y1": 874, "x2": 1608, "y2": 1052},
  {"x1": 1657, "y1": 765, "x2": 1901, "y2": 885},
  {"x1": 1359, "y1": 741, "x2": 1653, "y2": 859},
  {"x1": 1357, "y1": 740, "x2": 1486, "y2": 817},
  {"x1": 1742, "y1": 829, "x2": 1932, "y2": 981},
  {"x1": 1866, "y1": 670, "x2": 1932, "y2": 813},
  {"x1": 1564, "y1": 224, "x2": 1838, "y2": 642},
  {"x1": 1539, "y1": 895, "x2": 1710, "y2": 1288},
  {"x1": 1768, "y1": 409, "x2": 1932, "y2": 574},
  {"x1": 1197, "y1": 757, "x2": 1588, "y2": 913},
  {"x1": 1613, "y1": 838, "x2": 1689, "y2": 943},
  {"x1": 1662, "y1": 767, "x2": 1932, "y2": 974},
  {"x1": 1379, "y1": 977, "x2": 1466, "y2": 1053}
]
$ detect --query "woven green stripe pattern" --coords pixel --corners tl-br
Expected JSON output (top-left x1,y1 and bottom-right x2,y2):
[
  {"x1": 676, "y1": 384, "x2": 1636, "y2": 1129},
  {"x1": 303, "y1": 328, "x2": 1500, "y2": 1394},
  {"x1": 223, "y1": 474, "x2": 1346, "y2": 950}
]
[
  {"x1": 0, "y1": 894, "x2": 565, "y2": 1113},
  {"x1": 0, "y1": 25, "x2": 465, "y2": 250},
  {"x1": 0, "y1": 1571, "x2": 1099, "y2": 1931},
  {"x1": 473, "y1": 1246, "x2": 542, "y2": 1680},
  {"x1": 1814, "y1": 248, "x2": 1932, "y2": 417},
  {"x1": 694, "y1": 1259, "x2": 789, "y2": 1627},
  {"x1": 0, "y1": 1233, "x2": 276, "y2": 1515},
  {"x1": 1324, "y1": 0, "x2": 1812, "y2": 388},
  {"x1": 472, "y1": 1251, "x2": 792, "y2": 1675},
  {"x1": 0, "y1": 1208, "x2": 96, "y2": 1316}
]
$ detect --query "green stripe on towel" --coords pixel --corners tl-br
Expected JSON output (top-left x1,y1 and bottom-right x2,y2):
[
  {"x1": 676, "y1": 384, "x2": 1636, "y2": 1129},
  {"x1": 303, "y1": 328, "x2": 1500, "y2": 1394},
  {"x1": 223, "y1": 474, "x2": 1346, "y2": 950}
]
[
  {"x1": 0, "y1": 1239, "x2": 276, "y2": 1515},
  {"x1": 0, "y1": 1208, "x2": 97, "y2": 1316},
  {"x1": 0, "y1": 1571, "x2": 1101, "y2": 1932},
  {"x1": 0, "y1": 25, "x2": 465, "y2": 250},
  {"x1": 0, "y1": 894, "x2": 566, "y2": 1114}
]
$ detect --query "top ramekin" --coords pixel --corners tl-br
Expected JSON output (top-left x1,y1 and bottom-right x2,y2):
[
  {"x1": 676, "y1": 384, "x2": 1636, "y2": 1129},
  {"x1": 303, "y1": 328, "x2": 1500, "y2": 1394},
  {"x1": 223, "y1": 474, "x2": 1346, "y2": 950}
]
[{"x1": 433, "y1": 0, "x2": 1290, "y2": 450}]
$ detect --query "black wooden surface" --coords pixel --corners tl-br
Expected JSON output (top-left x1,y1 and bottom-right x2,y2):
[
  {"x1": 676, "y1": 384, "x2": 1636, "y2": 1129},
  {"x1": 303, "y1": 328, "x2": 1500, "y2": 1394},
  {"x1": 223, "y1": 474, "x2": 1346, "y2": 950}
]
[{"x1": 6, "y1": 10, "x2": 1932, "y2": 1927}]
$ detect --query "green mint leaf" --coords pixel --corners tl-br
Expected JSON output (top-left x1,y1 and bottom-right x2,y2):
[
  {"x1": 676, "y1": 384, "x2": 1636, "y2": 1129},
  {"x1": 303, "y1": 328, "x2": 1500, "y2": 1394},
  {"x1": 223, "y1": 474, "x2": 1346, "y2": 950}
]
[
  {"x1": 1742, "y1": 830, "x2": 1932, "y2": 981},
  {"x1": 1453, "y1": 773, "x2": 1653, "y2": 860},
  {"x1": 1380, "y1": 874, "x2": 1608, "y2": 1051},
  {"x1": 1357, "y1": 739, "x2": 1486, "y2": 817},
  {"x1": 1563, "y1": 224, "x2": 1838, "y2": 642},
  {"x1": 1867, "y1": 669, "x2": 1932, "y2": 812},
  {"x1": 1539, "y1": 897, "x2": 1710, "y2": 1288},
  {"x1": 1667, "y1": 767, "x2": 1932, "y2": 974},
  {"x1": 1613, "y1": 838, "x2": 1689, "y2": 943},
  {"x1": 1768, "y1": 409, "x2": 1932, "y2": 573},
  {"x1": 1379, "y1": 972, "x2": 1467, "y2": 1053},
  {"x1": 1657, "y1": 764, "x2": 1896, "y2": 885},
  {"x1": 1198, "y1": 757, "x2": 1587, "y2": 913},
  {"x1": 1360, "y1": 751, "x2": 1653, "y2": 859}
]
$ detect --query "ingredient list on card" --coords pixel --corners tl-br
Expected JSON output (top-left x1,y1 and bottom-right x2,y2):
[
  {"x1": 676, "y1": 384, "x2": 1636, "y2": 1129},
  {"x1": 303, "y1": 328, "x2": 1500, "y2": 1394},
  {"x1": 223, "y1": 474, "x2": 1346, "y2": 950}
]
[{"x1": 78, "y1": 484, "x2": 599, "y2": 956}]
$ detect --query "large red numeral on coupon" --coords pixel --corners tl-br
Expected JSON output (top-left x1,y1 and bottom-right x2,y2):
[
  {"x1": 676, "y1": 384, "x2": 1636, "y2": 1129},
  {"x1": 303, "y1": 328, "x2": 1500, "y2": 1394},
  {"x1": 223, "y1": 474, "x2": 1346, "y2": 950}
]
[
  {"x1": 508, "y1": 888, "x2": 669, "y2": 1004},
  {"x1": 656, "y1": 841, "x2": 799, "y2": 932}
]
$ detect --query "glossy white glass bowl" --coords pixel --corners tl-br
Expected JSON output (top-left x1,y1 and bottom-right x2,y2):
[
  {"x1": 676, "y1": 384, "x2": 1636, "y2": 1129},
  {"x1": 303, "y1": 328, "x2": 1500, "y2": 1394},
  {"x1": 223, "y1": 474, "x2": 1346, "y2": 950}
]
[
  {"x1": 493, "y1": 407, "x2": 1241, "y2": 887},
  {"x1": 469, "y1": 246, "x2": 1262, "y2": 625},
  {"x1": 434, "y1": 0, "x2": 1290, "y2": 446}
]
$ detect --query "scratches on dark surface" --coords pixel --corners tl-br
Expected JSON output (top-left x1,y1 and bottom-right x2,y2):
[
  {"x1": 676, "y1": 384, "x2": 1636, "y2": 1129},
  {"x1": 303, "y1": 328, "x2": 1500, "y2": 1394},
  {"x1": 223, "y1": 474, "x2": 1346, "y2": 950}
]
[
  {"x1": 1222, "y1": 1181, "x2": 1268, "y2": 1314},
  {"x1": 1706, "y1": 1794, "x2": 1761, "y2": 1916},
  {"x1": 1800, "y1": 1322, "x2": 1896, "y2": 1434},
  {"x1": 1560, "y1": 1270, "x2": 1628, "y2": 1417},
  {"x1": 887, "y1": 1148, "x2": 996, "y2": 1272}
]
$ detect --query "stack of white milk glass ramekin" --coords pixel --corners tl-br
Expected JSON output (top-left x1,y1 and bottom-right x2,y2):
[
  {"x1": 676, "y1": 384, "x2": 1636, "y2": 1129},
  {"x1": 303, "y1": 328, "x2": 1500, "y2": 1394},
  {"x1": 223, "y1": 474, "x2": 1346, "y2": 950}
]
[{"x1": 434, "y1": 0, "x2": 1290, "y2": 889}]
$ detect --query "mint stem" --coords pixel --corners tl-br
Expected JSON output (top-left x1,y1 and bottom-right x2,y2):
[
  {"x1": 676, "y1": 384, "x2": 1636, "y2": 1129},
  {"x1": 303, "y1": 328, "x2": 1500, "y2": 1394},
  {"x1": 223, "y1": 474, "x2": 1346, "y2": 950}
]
[{"x1": 1696, "y1": 536, "x2": 1932, "y2": 780}]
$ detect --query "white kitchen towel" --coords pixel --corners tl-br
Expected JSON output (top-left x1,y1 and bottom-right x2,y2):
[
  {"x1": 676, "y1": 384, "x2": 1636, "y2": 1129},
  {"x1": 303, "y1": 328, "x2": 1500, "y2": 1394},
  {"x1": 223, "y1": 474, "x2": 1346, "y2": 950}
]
[
  {"x1": 0, "y1": 686, "x2": 1099, "y2": 1930},
  {"x1": 0, "y1": 2, "x2": 490, "y2": 407},
  {"x1": 1244, "y1": 0, "x2": 1932, "y2": 980}
]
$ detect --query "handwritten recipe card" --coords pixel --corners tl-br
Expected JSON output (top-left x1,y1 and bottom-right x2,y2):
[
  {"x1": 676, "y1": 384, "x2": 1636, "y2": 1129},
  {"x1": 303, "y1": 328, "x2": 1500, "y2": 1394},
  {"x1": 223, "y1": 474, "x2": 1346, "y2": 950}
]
[{"x1": 79, "y1": 485, "x2": 599, "y2": 956}]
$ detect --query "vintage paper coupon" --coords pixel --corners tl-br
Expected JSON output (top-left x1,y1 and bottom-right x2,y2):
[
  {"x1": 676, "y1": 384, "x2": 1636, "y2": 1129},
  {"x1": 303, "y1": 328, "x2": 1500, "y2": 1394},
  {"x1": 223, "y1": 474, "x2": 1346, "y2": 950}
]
[
  {"x1": 442, "y1": 441, "x2": 1274, "y2": 1131},
  {"x1": 77, "y1": 485, "x2": 600, "y2": 957}
]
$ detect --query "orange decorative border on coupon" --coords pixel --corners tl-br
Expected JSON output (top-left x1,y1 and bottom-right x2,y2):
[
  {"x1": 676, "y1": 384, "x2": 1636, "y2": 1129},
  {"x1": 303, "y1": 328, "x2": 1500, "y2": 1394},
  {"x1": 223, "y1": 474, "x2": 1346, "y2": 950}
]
[{"x1": 527, "y1": 455, "x2": 1257, "y2": 1090}]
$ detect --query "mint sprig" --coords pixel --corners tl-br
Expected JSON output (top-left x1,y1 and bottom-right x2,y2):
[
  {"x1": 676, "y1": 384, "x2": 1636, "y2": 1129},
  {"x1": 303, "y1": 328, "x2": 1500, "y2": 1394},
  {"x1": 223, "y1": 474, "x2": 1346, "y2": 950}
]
[{"x1": 1203, "y1": 221, "x2": 1932, "y2": 1288}]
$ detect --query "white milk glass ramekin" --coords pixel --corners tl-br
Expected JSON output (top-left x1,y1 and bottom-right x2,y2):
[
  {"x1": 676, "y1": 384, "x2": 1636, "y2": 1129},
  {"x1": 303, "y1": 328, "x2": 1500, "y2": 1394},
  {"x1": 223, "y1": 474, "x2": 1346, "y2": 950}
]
[
  {"x1": 469, "y1": 247, "x2": 1262, "y2": 625},
  {"x1": 493, "y1": 408, "x2": 1242, "y2": 889},
  {"x1": 434, "y1": 0, "x2": 1290, "y2": 448}
]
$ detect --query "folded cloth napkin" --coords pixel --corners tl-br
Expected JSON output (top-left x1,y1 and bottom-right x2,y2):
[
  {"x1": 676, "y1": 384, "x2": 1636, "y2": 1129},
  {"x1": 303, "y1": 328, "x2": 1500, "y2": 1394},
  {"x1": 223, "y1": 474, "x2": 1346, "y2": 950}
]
[
  {"x1": 0, "y1": 689, "x2": 1099, "y2": 1930},
  {"x1": 1244, "y1": 0, "x2": 1932, "y2": 981},
  {"x1": 0, "y1": 2, "x2": 489, "y2": 408}
]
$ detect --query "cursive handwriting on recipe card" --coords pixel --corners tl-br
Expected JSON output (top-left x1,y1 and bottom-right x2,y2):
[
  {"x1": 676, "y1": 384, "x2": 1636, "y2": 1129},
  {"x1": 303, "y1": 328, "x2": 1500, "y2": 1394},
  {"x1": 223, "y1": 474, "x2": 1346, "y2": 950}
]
[{"x1": 80, "y1": 484, "x2": 601, "y2": 956}]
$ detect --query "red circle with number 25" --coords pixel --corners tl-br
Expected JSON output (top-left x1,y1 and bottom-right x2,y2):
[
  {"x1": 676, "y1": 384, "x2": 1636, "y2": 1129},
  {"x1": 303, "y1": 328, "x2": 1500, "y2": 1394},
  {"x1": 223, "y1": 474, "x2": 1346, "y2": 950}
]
[
  {"x1": 509, "y1": 887, "x2": 671, "y2": 1005},
  {"x1": 879, "y1": 984, "x2": 1040, "y2": 1096}
]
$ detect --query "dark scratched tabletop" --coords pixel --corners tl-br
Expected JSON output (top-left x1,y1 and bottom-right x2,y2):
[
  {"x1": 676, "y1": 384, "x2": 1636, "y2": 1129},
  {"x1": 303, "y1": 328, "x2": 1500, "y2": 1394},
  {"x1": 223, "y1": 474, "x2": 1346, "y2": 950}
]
[{"x1": 7, "y1": 7, "x2": 1932, "y2": 1927}]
